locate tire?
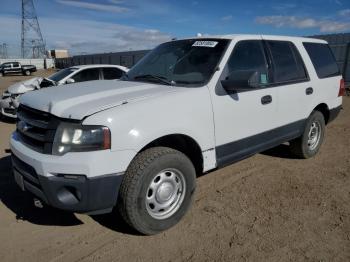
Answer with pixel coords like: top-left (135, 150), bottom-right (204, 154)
top-left (24, 70), bottom-right (31, 76)
top-left (0, 72), bottom-right (3, 77)
top-left (290, 111), bottom-right (325, 159)
top-left (118, 147), bottom-right (196, 235)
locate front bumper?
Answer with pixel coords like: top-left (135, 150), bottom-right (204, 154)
top-left (0, 97), bottom-right (17, 118)
top-left (10, 132), bottom-right (136, 214)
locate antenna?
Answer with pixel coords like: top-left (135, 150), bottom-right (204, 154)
top-left (21, 0), bottom-right (46, 58)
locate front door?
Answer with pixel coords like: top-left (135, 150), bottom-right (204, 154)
top-left (3, 63), bottom-right (12, 73)
top-left (210, 39), bottom-right (278, 167)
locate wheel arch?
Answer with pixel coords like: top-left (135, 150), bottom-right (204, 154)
top-left (312, 103), bottom-right (330, 124)
top-left (138, 134), bottom-right (204, 176)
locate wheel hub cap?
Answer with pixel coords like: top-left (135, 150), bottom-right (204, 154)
top-left (145, 169), bottom-right (186, 220)
top-left (307, 121), bottom-right (321, 150)
top-left (156, 182), bottom-right (175, 202)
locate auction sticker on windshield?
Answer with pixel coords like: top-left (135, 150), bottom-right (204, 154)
top-left (192, 41), bottom-right (218, 47)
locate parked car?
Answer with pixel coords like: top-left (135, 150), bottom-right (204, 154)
top-left (10, 35), bottom-right (344, 235)
top-left (0, 64), bottom-right (128, 118)
top-left (0, 62), bottom-right (37, 76)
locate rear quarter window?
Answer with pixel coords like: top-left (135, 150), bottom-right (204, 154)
top-left (303, 42), bottom-right (340, 79)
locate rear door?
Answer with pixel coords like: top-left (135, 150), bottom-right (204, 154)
top-left (263, 38), bottom-right (311, 129)
top-left (71, 68), bottom-right (101, 83)
top-left (102, 67), bottom-right (123, 80)
top-left (302, 42), bottom-right (342, 110)
top-left (12, 62), bottom-right (22, 73)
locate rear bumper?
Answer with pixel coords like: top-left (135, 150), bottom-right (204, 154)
top-left (328, 105), bottom-right (342, 124)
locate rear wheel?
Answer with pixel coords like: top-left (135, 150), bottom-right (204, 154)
top-left (118, 147), bottom-right (196, 235)
top-left (290, 111), bottom-right (325, 158)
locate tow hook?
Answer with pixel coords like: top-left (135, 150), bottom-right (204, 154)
top-left (33, 198), bottom-right (44, 208)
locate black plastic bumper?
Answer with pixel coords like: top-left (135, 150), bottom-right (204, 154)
top-left (11, 154), bottom-right (124, 215)
top-left (328, 105), bottom-right (342, 124)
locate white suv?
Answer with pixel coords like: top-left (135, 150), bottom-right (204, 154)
top-left (10, 35), bottom-right (344, 235)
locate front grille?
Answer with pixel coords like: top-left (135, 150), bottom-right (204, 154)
top-left (4, 108), bottom-right (16, 115)
top-left (16, 105), bottom-right (59, 154)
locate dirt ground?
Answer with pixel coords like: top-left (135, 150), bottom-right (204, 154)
top-left (0, 71), bottom-right (349, 262)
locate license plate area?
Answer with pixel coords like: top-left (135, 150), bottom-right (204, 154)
top-left (14, 170), bottom-right (25, 191)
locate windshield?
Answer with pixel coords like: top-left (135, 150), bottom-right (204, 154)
top-left (48, 68), bottom-right (78, 82)
top-left (124, 39), bottom-right (229, 86)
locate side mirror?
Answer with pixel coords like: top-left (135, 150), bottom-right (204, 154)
top-left (66, 78), bottom-right (75, 84)
top-left (221, 70), bottom-right (263, 92)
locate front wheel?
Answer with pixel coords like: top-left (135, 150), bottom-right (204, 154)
top-left (118, 147), bottom-right (196, 235)
top-left (290, 111), bottom-right (325, 158)
top-left (24, 70), bottom-right (31, 76)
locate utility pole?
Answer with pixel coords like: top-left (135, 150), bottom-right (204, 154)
top-left (21, 0), bottom-right (46, 58)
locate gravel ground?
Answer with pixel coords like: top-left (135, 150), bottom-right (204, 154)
top-left (0, 72), bottom-right (349, 262)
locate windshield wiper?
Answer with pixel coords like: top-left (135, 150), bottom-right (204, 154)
top-left (133, 74), bottom-right (174, 86)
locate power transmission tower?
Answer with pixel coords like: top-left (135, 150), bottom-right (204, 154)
top-left (3, 44), bottom-right (8, 59)
top-left (0, 43), bottom-right (8, 59)
top-left (21, 0), bottom-right (46, 58)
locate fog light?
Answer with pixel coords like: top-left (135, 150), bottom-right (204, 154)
top-left (57, 186), bottom-right (81, 205)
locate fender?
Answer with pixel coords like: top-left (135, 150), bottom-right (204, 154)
top-left (83, 85), bottom-right (217, 171)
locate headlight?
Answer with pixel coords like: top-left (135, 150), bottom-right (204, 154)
top-left (2, 91), bottom-right (10, 98)
top-left (11, 94), bottom-right (20, 99)
top-left (52, 123), bottom-right (111, 156)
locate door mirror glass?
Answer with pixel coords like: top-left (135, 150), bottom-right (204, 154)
top-left (66, 78), bottom-right (75, 84)
top-left (221, 70), bottom-right (262, 91)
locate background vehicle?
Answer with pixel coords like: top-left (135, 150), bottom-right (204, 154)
top-left (0, 62), bottom-right (37, 76)
top-left (10, 35), bottom-right (343, 235)
top-left (0, 64), bottom-right (128, 118)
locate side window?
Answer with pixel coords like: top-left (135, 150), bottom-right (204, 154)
top-left (303, 42), bottom-right (340, 79)
top-left (267, 41), bottom-right (308, 83)
top-left (3, 63), bottom-right (11, 69)
top-left (227, 40), bottom-right (269, 84)
top-left (13, 62), bottom-right (20, 67)
top-left (103, 68), bottom-right (123, 80)
top-left (72, 68), bottom-right (100, 82)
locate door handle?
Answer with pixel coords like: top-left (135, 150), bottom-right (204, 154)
top-left (261, 95), bottom-right (272, 105)
top-left (306, 87), bottom-right (313, 95)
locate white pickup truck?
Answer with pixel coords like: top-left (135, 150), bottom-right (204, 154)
top-left (10, 35), bottom-right (344, 235)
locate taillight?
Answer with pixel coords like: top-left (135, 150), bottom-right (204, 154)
top-left (338, 78), bottom-right (345, 97)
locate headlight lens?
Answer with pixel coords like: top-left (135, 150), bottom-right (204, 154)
top-left (11, 93), bottom-right (20, 99)
top-left (2, 91), bottom-right (10, 98)
top-left (52, 123), bottom-right (111, 155)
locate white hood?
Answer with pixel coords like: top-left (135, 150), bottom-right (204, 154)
top-left (19, 80), bottom-right (180, 120)
top-left (8, 77), bottom-right (43, 94)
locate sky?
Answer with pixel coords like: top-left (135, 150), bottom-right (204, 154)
top-left (0, 0), bottom-right (350, 57)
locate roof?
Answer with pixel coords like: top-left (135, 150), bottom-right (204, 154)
top-left (71, 64), bottom-right (128, 71)
top-left (182, 34), bottom-right (327, 44)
